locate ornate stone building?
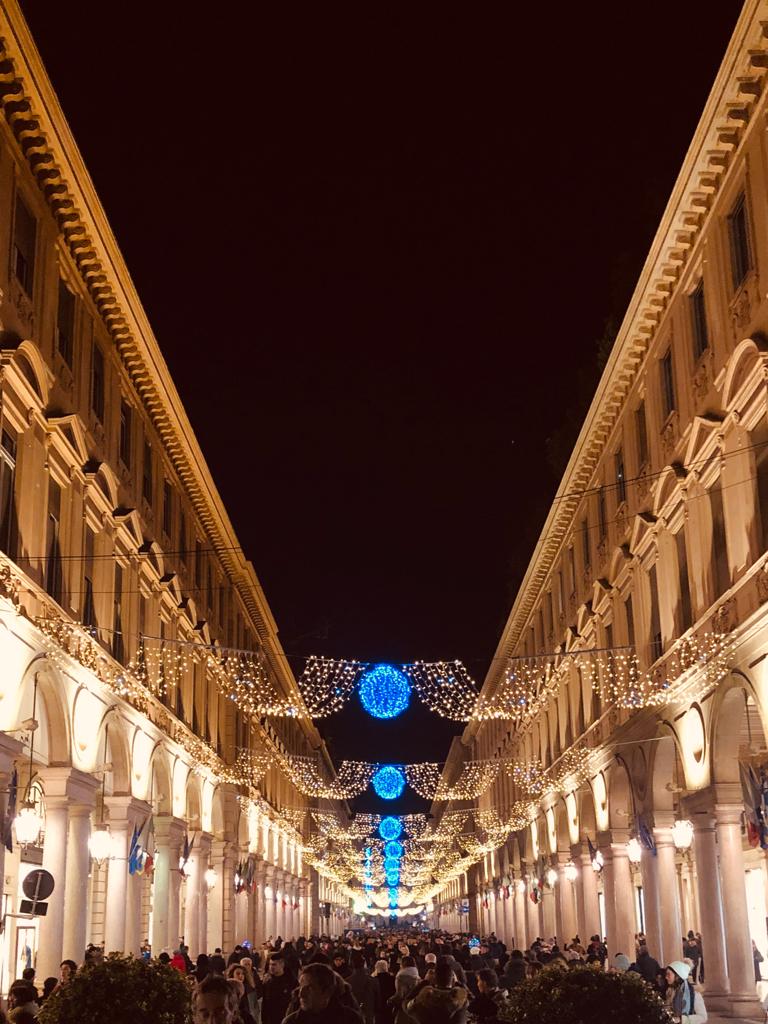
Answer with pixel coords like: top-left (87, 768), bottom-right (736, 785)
top-left (430, 0), bottom-right (768, 1016)
top-left (0, 0), bottom-right (350, 987)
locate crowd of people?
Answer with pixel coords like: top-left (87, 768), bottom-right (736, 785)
top-left (0, 927), bottom-right (717, 1022)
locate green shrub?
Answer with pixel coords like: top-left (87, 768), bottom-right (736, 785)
top-left (499, 963), bottom-right (670, 1024)
top-left (37, 954), bottom-right (192, 1024)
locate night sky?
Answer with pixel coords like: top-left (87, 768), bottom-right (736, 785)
top-left (19, 1), bottom-right (744, 812)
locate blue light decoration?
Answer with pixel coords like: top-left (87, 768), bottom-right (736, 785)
top-left (384, 840), bottom-right (404, 859)
top-left (383, 856), bottom-right (400, 872)
top-left (378, 816), bottom-right (403, 841)
top-left (372, 764), bottom-right (406, 801)
top-left (358, 664), bottom-right (411, 720)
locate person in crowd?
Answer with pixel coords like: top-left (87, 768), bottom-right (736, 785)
top-left (373, 959), bottom-right (395, 1024)
top-left (260, 951), bottom-right (294, 1024)
top-left (347, 951), bottom-right (378, 1024)
top-left (683, 931), bottom-right (701, 983)
top-left (631, 943), bottom-right (662, 987)
top-left (239, 957), bottom-right (259, 1018)
top-left (664, 960), bottom-right (707, 1024)
top-left (754, 939), bottom-right (765, 982)
top-left (38, 978), bottom-right (57, 1006)
top-left (193, 974), bottom-right (241, 1024)
top-left (7, 982), bottom-right (38, 1019)
top-left (468, 968), bottom-right (507, 1021)
top-left (171, 949), bottom-right (188, 973)
top-left (195, 954), bottom-right (211, 983)
top-left (392, 954), bottom-right (420, 1024)
top-left (226, 964), bottom-right (256, 1024)
top-left (209, 951), bottom-right (227, 975)
top-left (695, 933), bottom-right (705, 983)
top-left (498, 949), bottom-right (527, 991)
top-left (404, 960), bottom-right (468, 1024)
top-left (282, 963), bottom-right (363, 1023)
top-left (333, 950), bottom-right (352, 979)
top-left (610, 953), bottom-right (630, 974)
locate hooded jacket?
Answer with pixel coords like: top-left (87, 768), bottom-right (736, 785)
top-left (405, 984), bottom-right (469, 1024)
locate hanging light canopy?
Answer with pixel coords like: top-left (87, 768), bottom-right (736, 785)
top-left (14, 800), bottom-right (43, 849)
top-left (672, 819), bottom-right (694, 850)
top-left (89, 826), bottom-right (113, 865)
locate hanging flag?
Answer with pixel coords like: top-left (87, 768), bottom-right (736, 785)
top-left (128, 823), bottom-right (142, 875)
top-left (587, 836), bottom-right (602, 871)
top-left (637, 818), bottom-right (657, 856)
top-left (3, 767), bottom-right (17, 854)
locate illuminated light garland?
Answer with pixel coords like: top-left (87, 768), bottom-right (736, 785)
top-left (372, 765), bottom-right (406, 801)
top-left (297, 656), bottom-right (363, 717)
top-left (212, 649), bottom-right (301, 718)
top-left (405, 760), bottom-right (500, 801)
top-left (358, 664), bottom-right (411, 719)
top-left (407, 661), bottom-right (478, 720)
top-left (220, 746), bottom-right (272, 787)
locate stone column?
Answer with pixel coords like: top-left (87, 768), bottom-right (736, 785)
top-left (184, 841), bottom-right (203, 957)
top-left (263, 866), bottom-right (276, 942)
top-left (639, 844), bottom-right (663, 964)
top-left (541, 884), bottom-right (556, 940)
top-left (689, 813), bottom-right (729, 1009)
top-left (120, 799), bottom-right (152, 957)
top-left (221, 841), bottom-right (237, 953)
top-left (715, 804), bottom-right (763, 1017)
top-left (578, 849), bottom-right (601, 941)
top-left (653, 824), bottom-right (683, 967)
top-left (525, 878), bottom-right (539, 942)
top-left (208, 840), bottom-right (226, 952)
top-left (62, 804), bottom-right (95, 961)
top-left (37, 799), bottom-right (69, 979)
top-left (556, 854), bottom-right (577, 944)
top-left (610, 841), bottom-right (637, 960)
top-left (152, 816), bottom-right (185, 953)
top-left (598, 838), bottom-right (618, 953)
top-left (103, 797), bottom-right (149, 955)
top-left (503, 889), bottom-right (515, 945)
top-left (513, 882), bottom-right (527, 949)
top-left (198, 834), bottom-right (212, 955)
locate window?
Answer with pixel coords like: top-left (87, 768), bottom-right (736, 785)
top-left (557, 571), bottom-right (564, 617)
top-left (91, 344), bottom-right (105, 423)
top-left (728, 192), bottom-right (753, 290)
top-left (0, 428), bottom-right (18, 560)
top-left (649, 564), bottom-right (662, 660)
top-left (660, 350), bottom-right (675, 420)
top-left (119, 400), bottom-right (132, 468)
top-left (582, 516), bottom-right (590, 570)
top-left (13, 194), bottom-right (36, 295)
top-left (179, 513), bottom-right (187, 562)
top-left (46, 479), bottom-right (62, 605)
top-left (83, 526), bottom-right (96, 629)
top-left (710, 481), bottom-right (730, 598)
top-left (163, 480), bottom-right (173, 538)
top-left (56, 280), bottom-right (75, 367)
top-left (195, 539), bottom-right (203, 588)
top-left (676, 529), bottom-right (693, 633)
top-left (636, 401), bottom-right (649, 467)
top-left (625, 594), bottom-right (635, 648)
top-left (568, 545), bottom-right (576, 594)
top-left (142, 440), bottom-right (153, 505)
top-left (615, 448), bottom-right (626, 505)
top-left (547, 589), bottom-right (555, 635)
top-left (690, 280), bottom-right (709, 361)
top-left (113, 563), bottom-right (124, 663)
top-left (597, 486), bottom-right (607, 541)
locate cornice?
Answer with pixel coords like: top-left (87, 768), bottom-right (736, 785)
top-left (0, 2), bottom-right (323, 748)
top-left (471, 0), bottom-right (768, 726)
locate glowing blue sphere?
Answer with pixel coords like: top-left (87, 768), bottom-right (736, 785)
top-left (379, 816), bottom-right (403, 841)
top-left (384, 840), bottom-right (404, 859)
top-left (384, 856), bottom-right (400, 872)
top-left (358, 664), bottom-right (411, 719)
top-left (372, 765), bottom-right (406, 801)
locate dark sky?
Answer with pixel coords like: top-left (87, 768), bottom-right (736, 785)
top-left (20, 1), bottom-right (744, 812)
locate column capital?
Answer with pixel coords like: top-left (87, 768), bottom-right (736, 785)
top-left (38, 766), bottom-right (100, 808)
top-left (682, 782), bottom-right (741, 815)
top-left (0, 733), bottom-right (24, 772)
top-left (153, 815), bottom-right (187, 845)
top-left (105, 795), bottom-right (151, 827)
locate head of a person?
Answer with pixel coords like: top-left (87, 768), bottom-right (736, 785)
top-left (299, 964), bottom-right (337, 1013)
top-left (434, 962), bottom-right (454, 989)
top-left (425, 953), bottom-right (437, 966)
top-left (268, 953), bottom-right (285, 975)
top-left (42, 977), bottom-right (57, 998)
top-left (226, 964), bottom-right (245, 986)
top-left (477, 968), bottom-right (498, 993)
top-left (159, 952), bottom-right (171, 965)
top-left (193, 975), bottom-right (239, 1024)
top-left (9, 982), bottom-right (36, 1009)
top-left (21, 968), bottom-right (34, 983)
top-left (374, 959), bottom-right (389, 975)
top-left (612, 954), bottom-right (630, 974)
top-left (665, 961), bottom-right (691, 989)
top-left (59, 960), bottom-right (77, 984)
top-left (511, 949), bottom-right (524, 961)
top-left (687, 931), bottom-right (695, 940)
top-left (332, 953), bottom-right (346, 968)
top-left (401, 956), bottom-right (415, 969)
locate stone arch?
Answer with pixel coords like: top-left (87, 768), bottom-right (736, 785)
top-left (579, 784), bottom-right (598, 841)
top-left (15, 654), bottom-right (70, 766)
top-left (710, 672), bottom-right (767, 785)
top-left (185, 770), bottom-right (203, 829)
top-left (608, 757), bottom-right (634, 829)
top-left (149, 744), bottom-right (173, 815)
top-left (99, 707), bottom-right (132, 796)
top-left (653, 465), bottom-right (685, 518)
top-left (647, 734), bottom-right (680, 818)
top-left (211, 785), bottom-right (225, 838)
top-left (12, 340), bottom-right (51, 404)
top-left (554, 797), bottom-right (571, 851)
top-left (721, 336), bottom-right (768, 412)
top-left (94, 462), bottom-right (120, 510)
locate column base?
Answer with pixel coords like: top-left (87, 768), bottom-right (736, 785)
top-left (727, 993), bottom-right (763, 1018)
top-left (699, 988), bottom-right (730, 1013)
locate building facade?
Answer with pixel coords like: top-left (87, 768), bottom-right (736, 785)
top-left (429, 0), bottom-right (768, 1017)
top-left (0, 0), bottom-right (352, 988)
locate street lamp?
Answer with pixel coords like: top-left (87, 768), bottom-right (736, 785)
top-left (516, 879), bottom-right (526, 894)
top-left (205, 868), bottom-right (217, 890)
top-left (89, 718), bottom-right (114, 865)
top-left (627, 837), bottom-right (642, 864)
top-left (564, 861), bottom-right (578, 882)
top-left (546, 868), bottom-right (558, 887)
top-left (14, 678), bottom-right (43, 850)
top-left (672, 819), bottom-right (694, 850)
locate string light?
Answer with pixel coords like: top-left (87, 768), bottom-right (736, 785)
top-left (372, 765), bottom-right (406, 801)
top-left (407, 661), bottom-right (478, 720)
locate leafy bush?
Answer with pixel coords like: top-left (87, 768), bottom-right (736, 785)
top-left (38, 954), bottom-right (192, 1024)
top-left (499, 963), bottom-right (670, 1024)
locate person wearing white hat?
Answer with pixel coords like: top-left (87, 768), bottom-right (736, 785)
top-left (663, 960), bottom-right (708, 1023)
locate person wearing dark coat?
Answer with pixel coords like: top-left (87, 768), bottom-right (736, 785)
top-left (282, 963), bottom-right (363, 1024)
top-left (259, 954), bottom-right (295, 1024)
top-left (373, 960), bottom-right (395, 1024)
top-left (632, 945), bottom-right (662, 987)
top-left (348, 952), bottom-right (379, 1024)
top-left (498, 951), bottom-right (527, 992)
